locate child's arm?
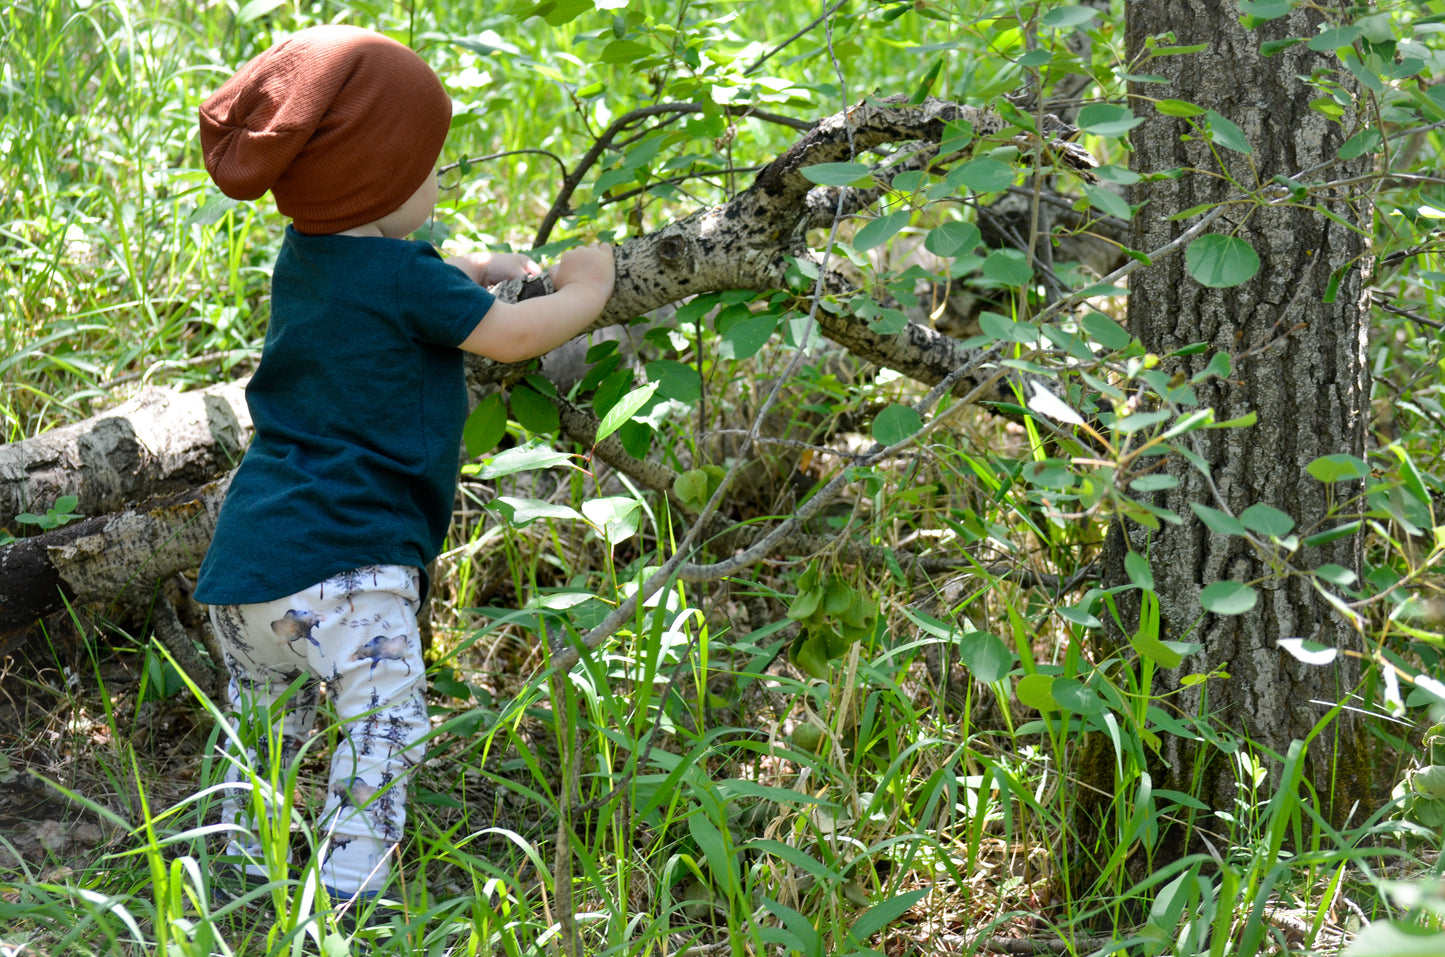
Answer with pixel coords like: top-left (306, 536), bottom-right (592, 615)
top-left (445, 251), bottom-right (542, 286)
top-left (457, 244), bottom-right (615, 363)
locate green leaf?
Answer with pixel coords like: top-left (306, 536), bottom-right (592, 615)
top-left (599, 38), bottom-right (654, 63)
top-left (1306, 454), bottom-right (1369, 483)
top-left (1125, 551), bottom-right (1155, 590)
top-left (1130, 474), bottom-right (1180, 493)
top-left (851, 888), bottom-right (930, 942)
top-left (674, 467), bottom-right (724, 512)
top-left (1083, 183), bottom-right (1132, 220)
top-left (873, 404), bottom-right (923, 445)
top-left (982, 249), bottom-right (1035, 287)
top-left (1058, 602), bottom-right (1103, 628)
top-left (596, 381), bottom-right (659, 444)
top-left (1237, 0), bottom-right (1291, 21)
top-left (1239, 503), bottom-right (1295, 537)
top-left (1191, 503), bottom-right (1248, 536)
top-left (582, 495), bottom-right (643, 545)
top-left (1313, 563), bottom-right (1357, 586)
top-left (1016, 673), bottom-right (1058, 711)
top-left (463, 393), bottom-right (508, 458)
top-left (1077, 103), bottom-right (1146, 137)
top-left (949, 157), bottom-right (1015, 193)
top-left (790, 633), bottom-right (833, 681)
top-left (1040, 5), bottom-right (1097, 28)
top-left (1081, 312), bottom-right (1133, 350)
top-left (1186, 234), bottom-right (1261, 287)
top-left (1303, 521), bottom-right (1362, 547)
top-left (852, 210), bottom-right (911, 252)
top-left (958, 631), bottom-right (1013, 683)
top-left (491, 496), bottom-right (584, 527)
top-left (1154, 98), bottom-right (1207, 117)
top-left (186, 193), bottom-right (241, 227)
top-left (1341, 921), bottom-right (1445, 957)
top-left (1307, 25), bottom-right (1363, 52)
top-left (647, 359), bottom-right (701, 403)
top-left (1191, 351), bottom-right (1233, 383)
top-left (1115, 409), bottom-right (1171, 434)
top-left (980, 311), bottom-right (1036, 343)
top-left (1204, 110), bottom-right (1253, 154)
top-left (509, 383), bottom-right (559, 434)
top-left (236, 0), bottom-right (287, 22)
top-left (1131, 630), bottom-right (1182, 669)
top-left (721, 313), bottom-right (778, 361)
top-left (1260, 37), bottom-right (1305, 56)
top-left (923, 220), bottom-right (982, 258)
top-left (1200, 581), bottom-right (1258, 615)
top-left (1051, 678), bottom-right (1106, 715)
top-left (801, 162), bottom-right (873, 187)
top-left (474, 442), bottom-right (575, 479)
top-left (1149, 43), bottom-right (1208, 56)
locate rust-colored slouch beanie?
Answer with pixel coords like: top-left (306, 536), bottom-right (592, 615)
top-left (198, 25), bottom-right (451, 235)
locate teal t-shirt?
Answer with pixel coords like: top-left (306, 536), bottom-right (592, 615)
top-left (195, 227), bottom-right (495, 605)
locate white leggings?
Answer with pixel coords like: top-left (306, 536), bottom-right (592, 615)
top-left (207, 564), bottom-right (428, 895)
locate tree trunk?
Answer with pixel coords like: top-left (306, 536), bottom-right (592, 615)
top-left (1082, 0), bottom-right (1375, 866)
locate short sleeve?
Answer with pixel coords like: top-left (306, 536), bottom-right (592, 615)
top-left (400, 242), bottom-right (496, 347)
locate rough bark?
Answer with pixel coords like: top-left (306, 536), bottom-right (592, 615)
top-left (0, 475), bottom-right (230, 636)
top-left (0, 381), bottom-right (249, 530)
top-left (1079, 0), bottom-right (1374, 874)
top-left (1, 96), bottom-right (1091, 636)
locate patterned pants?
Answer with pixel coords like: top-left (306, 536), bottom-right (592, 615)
top-left (207, 564), bottom-right (428, 895)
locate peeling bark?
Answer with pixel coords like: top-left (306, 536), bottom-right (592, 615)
top-left (0, 476), bottom-right (230, 636)
top-left (0, 381), bottom-right (249, 530)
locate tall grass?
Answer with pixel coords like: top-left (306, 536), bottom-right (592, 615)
top-left (4, 1), bottom-right (1445, 956)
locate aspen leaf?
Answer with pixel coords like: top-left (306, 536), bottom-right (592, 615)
top-left (1077, 103), bottom-right (1145, 137)
top-left (463, 393), bottom-right (507, 457)
top-left (852, 210), bottom-right (910, 252)
top-left (923, 220), bottom-right (982, 258)
top-left (958, 631), bottom-right (1013, 683)
top-left (1306, 454), bottom-right (1369, 483)
top-left (1051, 678), bottom-right (1106, 715)
top-left (1239, 503), bottom-right (1295, 537)
top-left (801, 162), bottom-right (873, 186)
top-left (1124, 551), bottom-right (1154, 590)
top-left (596, 381), bottom-right (658, 443)
top-left (1186, 234), bottom-right (1260, 287)
top-left (1016, 674), bottom-right (1058, 711)
top-left (1204, 110), bottom-right (1253, 154)
top-left (873, 404), bottom-right (923, 445)
top-left (1277, 637), bottom-right (1338, 665)
top-left (1200, 581), bottom-right (1258, 615)
top-left (1027, 382), bottom-right (1085, 425)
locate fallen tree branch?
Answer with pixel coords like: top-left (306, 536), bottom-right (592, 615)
top-left (0, 380), bottom-right (249, 531)
top-left (0, 476), bottom-right (230, 637)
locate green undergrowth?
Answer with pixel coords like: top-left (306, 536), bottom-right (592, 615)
top-left (5, 0), bottom-right (1445, 956)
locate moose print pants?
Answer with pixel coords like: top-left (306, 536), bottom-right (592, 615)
top-left (207, 564), bottom-right (428, 896)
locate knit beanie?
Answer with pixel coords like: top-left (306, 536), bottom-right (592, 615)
top-left (198, 25), bottom-right (451, 235)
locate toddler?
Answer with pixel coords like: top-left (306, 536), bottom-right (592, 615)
top-left (193, 24), bottom-right (614, 908)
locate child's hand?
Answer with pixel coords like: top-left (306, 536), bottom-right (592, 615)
top-left (446, 251), bottom-right (542, 286)
top-left (549, 244), bottom-right (615, 295)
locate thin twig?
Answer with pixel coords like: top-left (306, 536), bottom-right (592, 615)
top-left (977, 935), bottom-right (1119, 955)
top-left (742, 0), bottom-right (850, 77)
top-left (532, 103), bottom-right (809, 248)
